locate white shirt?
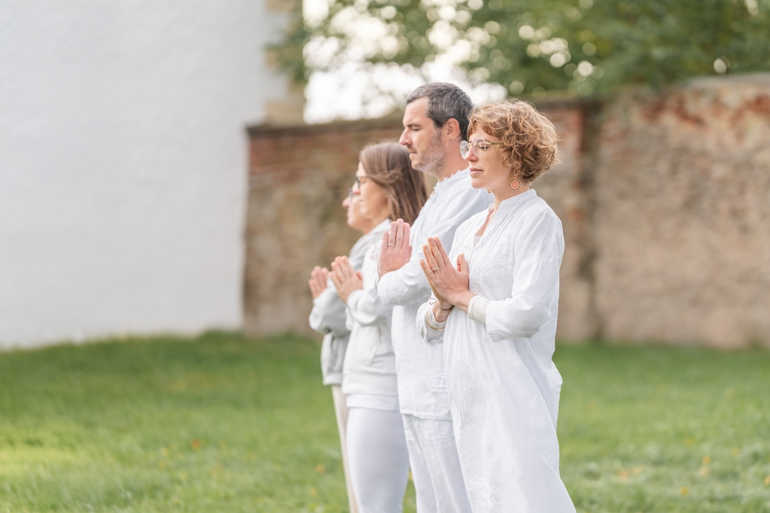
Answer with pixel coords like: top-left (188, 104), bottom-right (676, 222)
top-left (417, 190), bottom-right (575, 512)
top-left (342, 220), bottom-right (398, 396)
top-left (378, 169), bottom-right (491, 419)
top-left (309, 228), bottom-right (381, 386)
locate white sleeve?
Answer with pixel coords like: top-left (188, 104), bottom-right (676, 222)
top-left (467, 295), bottom-right (489, 324)
top-left (346, 246), bottom-right (392, 327)
top-left (308, 282), bottom-right (348, 337)
top-left (485, 211), bottom-right (564, 342)
top-left (416, 300), bottom-right (445, 345)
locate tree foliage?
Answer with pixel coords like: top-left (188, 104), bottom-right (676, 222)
top-left (278, 0), bottom-right (770, 99)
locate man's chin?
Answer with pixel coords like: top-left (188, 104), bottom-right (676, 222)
top-left (410, 159), bottom-right (425, 171)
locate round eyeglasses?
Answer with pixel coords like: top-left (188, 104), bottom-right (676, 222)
top-left (460, 139), bottom-right (503, 159)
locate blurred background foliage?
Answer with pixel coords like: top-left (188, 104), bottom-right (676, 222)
top-left (277, 0), bottom-right (770, 100)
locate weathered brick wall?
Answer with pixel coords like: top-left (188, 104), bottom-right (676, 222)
top-left (245, 74), bottom-right (770, 348)
top-left (591, 75), bottom-right (770, 347)
top-left (245, 119), bottom-right (404, 335)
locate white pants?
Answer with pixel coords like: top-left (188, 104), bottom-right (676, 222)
top-left (401, 415), bottom-right (472, 513)
top-left (347, 407), bottom-right (410, 513)
top-left (331, 385), bottom-right (359, 513)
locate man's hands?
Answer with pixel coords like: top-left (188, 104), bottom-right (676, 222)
top-left (308, 266), bottom-right (329, 299)
top-left (378, 219), bottom-right (412, 278)
top-left (330, 256), bottom-right (363, 304)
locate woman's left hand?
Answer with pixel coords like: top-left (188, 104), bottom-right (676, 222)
top-left (420, 237), bottom-right (471, 307)
top-left (330, 256), bottom-right (363, 304)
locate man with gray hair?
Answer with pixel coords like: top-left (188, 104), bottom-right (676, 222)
top-left (378, 83), bottom-right (491, 512)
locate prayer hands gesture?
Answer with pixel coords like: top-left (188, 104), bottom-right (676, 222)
top-left (308, 266), bottom-right (330, 299)
top-left (420, 237), bottom-right (470, 312)
top-left (330, 256), bottom-right (363, 304)
top-left (379, 219), bottom-right (411, 278)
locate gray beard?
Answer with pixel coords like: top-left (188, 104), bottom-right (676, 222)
top-left (415, 131), bottom-right (446, 178)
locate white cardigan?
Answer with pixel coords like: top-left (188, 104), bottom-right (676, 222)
top-left (341, 220), bottom-right (397, 397)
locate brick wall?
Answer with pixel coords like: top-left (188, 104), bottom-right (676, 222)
top-left (245, 74), bottom-right (770, 348)
top-left (245, 118), bottom-right (405, 335)
top-left (590, 75), bottom-right (770, 347)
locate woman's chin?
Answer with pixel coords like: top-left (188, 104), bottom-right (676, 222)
top-left (469, 176), bottom-right (487, 190)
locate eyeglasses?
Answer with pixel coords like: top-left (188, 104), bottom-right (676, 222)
top-left (347, 188), bottom-right (355, 199)
top-left (355, 175), bottom-right (370, 187)
top-left (460, 139), bottom-right (503, 159)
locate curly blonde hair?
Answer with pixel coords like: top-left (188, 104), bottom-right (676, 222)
top-left (467, 100), bottom-right (559, 183)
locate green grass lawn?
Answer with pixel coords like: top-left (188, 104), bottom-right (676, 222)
top-left (0, 332), bottom-right (768, 512)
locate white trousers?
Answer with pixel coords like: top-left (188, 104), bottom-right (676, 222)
top-left (331, 385), bottom-right (359, 513)
top-left (347, 407), bottom-right (410, 513)
top-left (401, 415), bottom-right (472, 513)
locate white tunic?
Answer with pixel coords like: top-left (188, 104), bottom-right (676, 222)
top-left (378, 169), bottom-right (491, 419)
top-left (417, 190), bottom-right (575, 513)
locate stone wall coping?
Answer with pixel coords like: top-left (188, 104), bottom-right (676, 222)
top-left (246, 96), bottom-right (601, 137)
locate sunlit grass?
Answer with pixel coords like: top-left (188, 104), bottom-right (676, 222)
top-left (557, 343), bottom-right (770, 513)
top-left (0, 333), bottom-right (768, 512)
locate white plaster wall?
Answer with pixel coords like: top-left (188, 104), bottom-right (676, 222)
top-left (0, 0), bottom-right (290, 348)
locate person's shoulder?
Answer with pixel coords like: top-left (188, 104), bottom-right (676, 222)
top-left (523, 194), bottom-right (563, 228)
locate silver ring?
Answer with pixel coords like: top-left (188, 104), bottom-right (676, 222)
top-left (432, 267), bottom-right (439, 272)
top-left (388, 243), bottom-right (395, 246)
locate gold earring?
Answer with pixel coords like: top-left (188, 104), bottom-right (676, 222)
top-left (509, 178), bottom-right (521, 191)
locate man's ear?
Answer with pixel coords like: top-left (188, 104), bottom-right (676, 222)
top-left (443, 117), bottom-right (462, 141)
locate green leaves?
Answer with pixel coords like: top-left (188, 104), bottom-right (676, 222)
top-left (276, 0), bottom-right (770, 100)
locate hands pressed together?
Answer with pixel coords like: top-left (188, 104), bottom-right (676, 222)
top-left (307, 257), bottom-right (363, 305)
top-left (378, 219), bottom-right (412, 278)
top-left (420, 237), bottom-right (473, 322)
top-left (308, 219), bottom-right (473, 315)
top-left (330, 256), bottom-right (363, 304)
top-left (308, 266), bottom-right (330, 300)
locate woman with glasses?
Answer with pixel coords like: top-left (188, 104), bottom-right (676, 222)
top-left (417, 100), bottom-right (576, 512)
top-left (308, 186), bottom-right (381, 513)
top-left (330, 141), bottom-right (427, 512)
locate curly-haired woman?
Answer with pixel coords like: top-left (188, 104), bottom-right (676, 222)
top-left (417, 100), bottom-right (575, 512)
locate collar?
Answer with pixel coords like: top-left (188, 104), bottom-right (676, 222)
top-left (494, 188), bottom-right (537, 213)
top-left (432, 168), bottom-right (470, 196)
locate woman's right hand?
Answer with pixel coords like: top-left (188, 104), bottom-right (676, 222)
top-left (308, 266), bottom-right (330, 299)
